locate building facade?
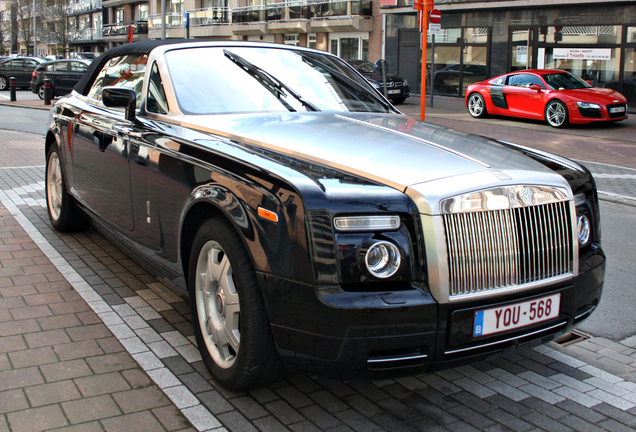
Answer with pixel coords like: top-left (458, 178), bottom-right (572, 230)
top-left (381, 0), bottom-right (636, 109)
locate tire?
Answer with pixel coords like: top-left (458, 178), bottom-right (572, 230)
top-left (188, 218), bottom-right (282, 390)
top-left (0, 75), bottom-right (7, 91)
top-left (37, 83), bottom-right (54, 100)
top-left (545, 100), bottom-right (569, 128)
top-left (467, 92), bottom-right (488, 118)
top-left (45, 144), bottom-right (91, 232)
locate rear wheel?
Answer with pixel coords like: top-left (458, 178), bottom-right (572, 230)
top-left (46, 144), bottom-right (90, 232)
top-left (188, 218), bottom-right (282, 390)
top-left (467, 93), bottom-right (488, 118)
top-left (0, 75), bottom-right (7, 91)
top-left (545, 100), bottom-right (569, 128)
top-left (37, 83), bottom-right (54, 100)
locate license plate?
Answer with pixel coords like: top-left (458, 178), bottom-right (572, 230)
top-left (473, 293), bottom-right (561, 337)
top-left (610, 106), bottom-right (625, 113)
top-left (388, 89), bottom-right (401, 94)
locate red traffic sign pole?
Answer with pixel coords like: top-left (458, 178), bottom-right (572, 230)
top-left (414, 0), bottom-right (434, 121)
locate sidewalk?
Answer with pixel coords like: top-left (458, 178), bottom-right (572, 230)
top-left (2, 99), bottom-right (636, 432)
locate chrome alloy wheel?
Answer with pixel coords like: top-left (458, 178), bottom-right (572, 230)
top-left (195, 240), bottom-right (241, 369)
top-left (468, 94), bottom-right (484, 117)
top-left (46, 151), bottom-right (64, 221)
top-left (546, 102), bottom-right (567, 127)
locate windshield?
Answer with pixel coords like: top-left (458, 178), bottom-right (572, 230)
top-left (165, 46), bottom-right (391, 115)
top-left (543, 72), bottom-right (592, 90)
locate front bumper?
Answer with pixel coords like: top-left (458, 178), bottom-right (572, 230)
top-left (258, 246), bottom-right (604, 379)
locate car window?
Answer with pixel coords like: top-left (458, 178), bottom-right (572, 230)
top-left (87, 54), bottom-right (148, 109)
top-left (507, 73), bottom-right (544, 88)
top-left (9, 60), bottom-right (24, 68)
top-left (25, 60), bottom-right (38, 68)
top-left (53, 62), bottom-right (69, 72)
top-left (543, 72), bottom-right (591, 90)
top-left (71, 62), bottom-right (88, 72)
top-left (147, 62), bottom-right (169, 115)
top-left (165, 47), bottom-right (389, 115)
top-left (355, 62), bottom-right (375, 74)
top-left (491, 77), bottom-right (505, 86)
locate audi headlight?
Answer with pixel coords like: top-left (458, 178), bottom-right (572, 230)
top-left (364, 241), bottom-right (402, 279)
top-left (576, 101), bottom-right (601, 110)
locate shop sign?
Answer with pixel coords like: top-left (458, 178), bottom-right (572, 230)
top-left (516, 46), bottom-right (528, 63)
top-left (428, 23), bottom-right (441, 35)
top-left (553, 48), bottom-right (612, 61)
top-left (381, 0), bottom-right (398, 6)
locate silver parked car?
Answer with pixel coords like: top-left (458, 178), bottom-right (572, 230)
top-left (45, 40), bottom-right (605, 390)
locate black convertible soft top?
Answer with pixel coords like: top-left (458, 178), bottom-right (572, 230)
top-left (73, 40), bottom-right (196, 95)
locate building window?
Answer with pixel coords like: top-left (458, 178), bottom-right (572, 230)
top-left (135, 4), bottom-right (148, 21)
top-left (329, 33), bottom-right (369, 61)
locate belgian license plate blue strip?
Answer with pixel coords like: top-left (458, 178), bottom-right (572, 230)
top-left (473, 293), bottom-right (561, 338)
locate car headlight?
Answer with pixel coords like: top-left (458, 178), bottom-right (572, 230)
top-left (364, 241), bottom-right (402, 278)
top-left (403, 79), bottom-right (408, 86)
top-left (576, 101), bottom-right (601, 110)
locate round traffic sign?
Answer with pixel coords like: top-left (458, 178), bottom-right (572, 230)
top-left (429, 8), bottom-right (441, 23)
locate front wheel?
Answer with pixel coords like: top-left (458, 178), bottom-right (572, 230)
top-left (46, 144), bottom-right (90, 232)
top-left (0, 75), bottom-right (7, 91)
top-left (467, 92), bottom-right (488, 118)
top-left (188, 218), bottom-right (282, 390)
top-left (545, 100), bottom-right (569, 128)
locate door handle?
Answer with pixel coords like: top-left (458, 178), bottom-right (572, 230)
top-left (113, 125), bottom-right (142, 138)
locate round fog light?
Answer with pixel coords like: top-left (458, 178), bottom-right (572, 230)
top-left (365, 241), bottom-right (401, 279)
top-left (577, 215), bottom-right (591, 246)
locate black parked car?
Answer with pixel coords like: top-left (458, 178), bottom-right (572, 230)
top-left (30, 59), bottom-right (91, 99)
top-left (348, 60), bottom-right (410, 104)
top-left (0, 57), bottom-right (46, 90)
top-left (45, 40), bottom-right (604, 390)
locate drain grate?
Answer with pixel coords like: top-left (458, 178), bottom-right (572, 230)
top-left (554, 329), bottom-right (590, 346)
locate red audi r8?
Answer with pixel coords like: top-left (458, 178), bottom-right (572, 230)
top-left (465, 69), bottom-right (628, 128)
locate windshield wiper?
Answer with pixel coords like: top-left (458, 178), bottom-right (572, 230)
top-left (223, 49), bottom-right (320, 112)
top-left (300, 55), bottom-right (394, 113)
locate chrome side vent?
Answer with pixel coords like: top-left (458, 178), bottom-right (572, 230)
top-left (443, 201), bottom-right (573, 299)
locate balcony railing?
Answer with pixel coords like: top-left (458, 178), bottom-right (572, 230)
top-left (189, 7), bottom-right (231, 26)
top-left (148, 13), bottom-right (184, 29)
top-left (311, 0), bottom-right (371, 18)
top-left (233, 0), bottom-right (370, 24)
top-left (232, 5), bottom-right (266, 24)
top-left (103, 20), bottom-right (148, 36)
top-left (267, 1), bottom-right (311, 22)
top-left (68, 26), bottom-right (103, 42)
top-left (66, 0), bottom-right (102, 15)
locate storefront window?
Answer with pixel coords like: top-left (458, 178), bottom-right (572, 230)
top-left (511, 29), bottom-right (532, 71)
top-left (620, 47), bottom-right (636, 108)
top-left (542, 25), bottom-right (621, 45)
top-left (542, 47), bottom-right (620, 88)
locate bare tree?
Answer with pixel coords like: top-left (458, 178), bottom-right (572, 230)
top-left (45, 0), bottom-right (69, 54)
top-left (11, 0), bottom-right (35, 54)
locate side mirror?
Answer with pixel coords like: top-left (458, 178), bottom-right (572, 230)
top-left (102, 86), bottom-right (136, 121)
top-left (530, 84), bottom-right (542, 92)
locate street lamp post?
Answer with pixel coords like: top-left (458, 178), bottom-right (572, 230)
top-left (33, 0), bottom-right (37, 56)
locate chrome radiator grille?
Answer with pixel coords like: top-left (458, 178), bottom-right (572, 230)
top-left (443, 201), bottom-right (573, 298)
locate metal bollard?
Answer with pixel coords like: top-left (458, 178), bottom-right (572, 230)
top-left (44, 79), bottom-right (51, 105)
top-left (9, 77), bottom-right (16, 102)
